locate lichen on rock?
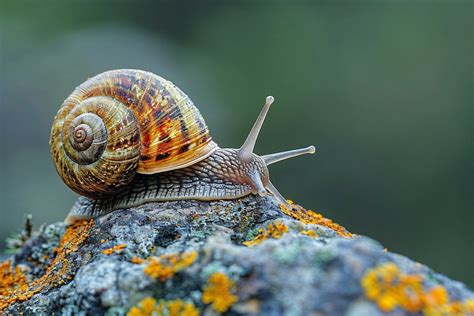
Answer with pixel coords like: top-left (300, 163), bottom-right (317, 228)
top-left (202, 272), bottom-right (238, 313)
top-left (0, 195), bottom-right (472, 315)
top-left (361, 262), bottom-right (474, 315)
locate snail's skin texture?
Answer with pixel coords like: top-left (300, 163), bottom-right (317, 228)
top-left (50, 69), bottom-right (316, 224)
top-left (66, 149), bottom-right (268, 223)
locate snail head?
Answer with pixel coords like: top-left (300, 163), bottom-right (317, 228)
top-left (238, 96), bottom-right (316, 205)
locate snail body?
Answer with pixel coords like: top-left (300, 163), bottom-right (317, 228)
top-left (50, 69), bottom-right (315, 224)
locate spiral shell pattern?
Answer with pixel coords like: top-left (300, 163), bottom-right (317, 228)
top-left (50, 69), bottom-right (217, 198)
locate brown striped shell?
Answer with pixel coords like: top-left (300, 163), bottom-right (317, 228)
top-left (50, 69), bottom-right (218, 199)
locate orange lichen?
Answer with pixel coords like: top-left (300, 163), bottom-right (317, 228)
top-left (280, 200), bottom-right (353, 238)
top-left (131, 257), bottom-right (145, 264)
top-left (243, 222), bottom-right (289, 247)
top-left (128, 297), bottom-right (157, 316)
top-left (202, 272), bottom-right (238, 313)
top-left (102, 243), bottom-right (126, 255)
top-left (300, 230), bottom-right (318, 238)
top-left (0, 219), bottom-right (93, 310)
top-left (127, 297), bottom-right (198, 316)
top-left (167, 299), bottom-right (199, 316)
top-left (361, 262), bottom-right (474, 315)
top-left (0, 261), bottom-right (27, 298)
top-left (144, 251), bottom-right (197, 281)
top-left (462, 299), bottom-right (474, 314)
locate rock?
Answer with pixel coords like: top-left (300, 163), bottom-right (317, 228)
top-left (1, 196), bottom-right (473, 315)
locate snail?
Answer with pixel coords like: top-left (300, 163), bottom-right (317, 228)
top-left (50, 69), bottom-right (315, 224)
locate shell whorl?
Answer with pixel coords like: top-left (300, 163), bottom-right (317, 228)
top-left (50, 69), bottom-right (218, 199)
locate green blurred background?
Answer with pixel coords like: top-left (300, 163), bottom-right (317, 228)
top-left (0, 1), bottom-right (472, 287)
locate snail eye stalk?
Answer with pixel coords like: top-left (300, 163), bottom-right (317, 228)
top-left (239, 96), bottom-right (316, 205)
top-left (262, 146), bottom-right (315, 166)
top-left (239, 96), bottom-right (274, 161)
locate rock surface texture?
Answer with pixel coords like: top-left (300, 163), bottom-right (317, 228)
top-left (1, 196), bottom-right (473, 315)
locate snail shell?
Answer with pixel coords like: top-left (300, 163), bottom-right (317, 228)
top-left (50, 69), bottom-right (218, 199)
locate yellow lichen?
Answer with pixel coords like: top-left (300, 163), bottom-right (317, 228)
top-left (128, 297), bottom-right (157, 316)
top-left (131, 257), bottom-right (145, 264)
top-left (202, 272), bottom-right (238, 313)
top-left (167, 299), bottom-right (199, 316)
top-left (361, 262), bottom-right (474, 315)
top-left (102, 243), bottom-right (126, 255)
top-left (127, 297), bottom-right (199, 316)
top-left (462, 299), bottom-right (474, 314)
top-left (280, 200), bottom-right (353, 238)
top-left (144, 251), bottom-right (197, 281)
top-left (243, 222), bottom-right (289, 247)
top-left (300, 230), bottom-right (318, 238)
top-left (0, 219), bottom-right (93, 310)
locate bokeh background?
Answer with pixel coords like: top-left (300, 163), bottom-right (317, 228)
top-left (0, 1), bottom-right (472, 287)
